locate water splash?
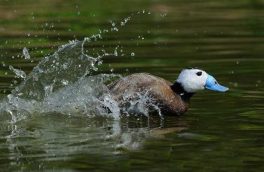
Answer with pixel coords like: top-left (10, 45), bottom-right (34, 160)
top-left (2, 10), bottom-right (155, 120)
top-left (9, 65), bottom-right (27, 80)
top-left (23, 47), bottom-right (31, 60)
top-left (0, 12), bottom-right (165, 152)
top-left (120, 17), bottom-right (131, 26)
top-left (11, 39), bottom-right (98, 101)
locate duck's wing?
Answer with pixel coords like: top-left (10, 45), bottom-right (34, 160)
top-left (108, 73), bottom-right (188, 115)
top-left (109, 73), bottom-right (160, 98)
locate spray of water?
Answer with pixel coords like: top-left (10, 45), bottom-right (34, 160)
top-left (0, 11), bottom-right (167, 151)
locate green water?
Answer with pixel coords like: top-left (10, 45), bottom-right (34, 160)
top-left (0, 0), bottom-right (264, 171)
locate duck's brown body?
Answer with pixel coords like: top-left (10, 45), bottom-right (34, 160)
top-left (109, 73), bottom-right (191, 115)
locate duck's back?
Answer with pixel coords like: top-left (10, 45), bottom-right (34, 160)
top-left (109, 73), bottom-right (188, 115)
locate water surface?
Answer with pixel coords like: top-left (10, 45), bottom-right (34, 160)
top-left (0, 0), bottom-right (264, 171)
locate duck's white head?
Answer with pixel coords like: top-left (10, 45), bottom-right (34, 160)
top-left (176, 68), bottom-right (229, 93)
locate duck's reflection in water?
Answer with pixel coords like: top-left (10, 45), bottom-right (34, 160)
top-left (1, 113), bottom-right (188, 161)
top-left (108, 114), bottom-right (187, 151)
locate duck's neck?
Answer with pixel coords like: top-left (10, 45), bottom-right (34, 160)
top-left (170, 82), bottom-right (194, 101)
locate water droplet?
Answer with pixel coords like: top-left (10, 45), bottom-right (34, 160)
top-left (1, 61), bottom-right (6, 67)
top-left (160, 13), bottom-right (167, 17)
top-left (61, 79), bottom-right (69, 86)
top-left (9, 65), bottom-right (27, 80)
top-left (111, 27), bottom-right (119, 32)
top-left (23, 47), bottom-right (31, 60)
top-left (62, 63), bottom-right (68, 70)
top-left (114, 49), bottom-right (118, 56)
top-left (131, 52), bottom-right (135, 56)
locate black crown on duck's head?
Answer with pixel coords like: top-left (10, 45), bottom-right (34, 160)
top-left (186, 67), bottom-right (200, 70)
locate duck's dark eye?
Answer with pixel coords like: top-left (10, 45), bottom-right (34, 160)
top-left (196, 71), bottom-right (202, 76)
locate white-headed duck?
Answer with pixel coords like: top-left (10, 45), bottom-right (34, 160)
top-left (109, 68), bottom-right (228, 115)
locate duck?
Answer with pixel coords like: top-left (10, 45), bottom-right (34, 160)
top-left (108, 68), bottom-right (229, 115)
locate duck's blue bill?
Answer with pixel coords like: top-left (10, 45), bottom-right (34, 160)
top-left (205, 75), bottom-right (229, 92)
